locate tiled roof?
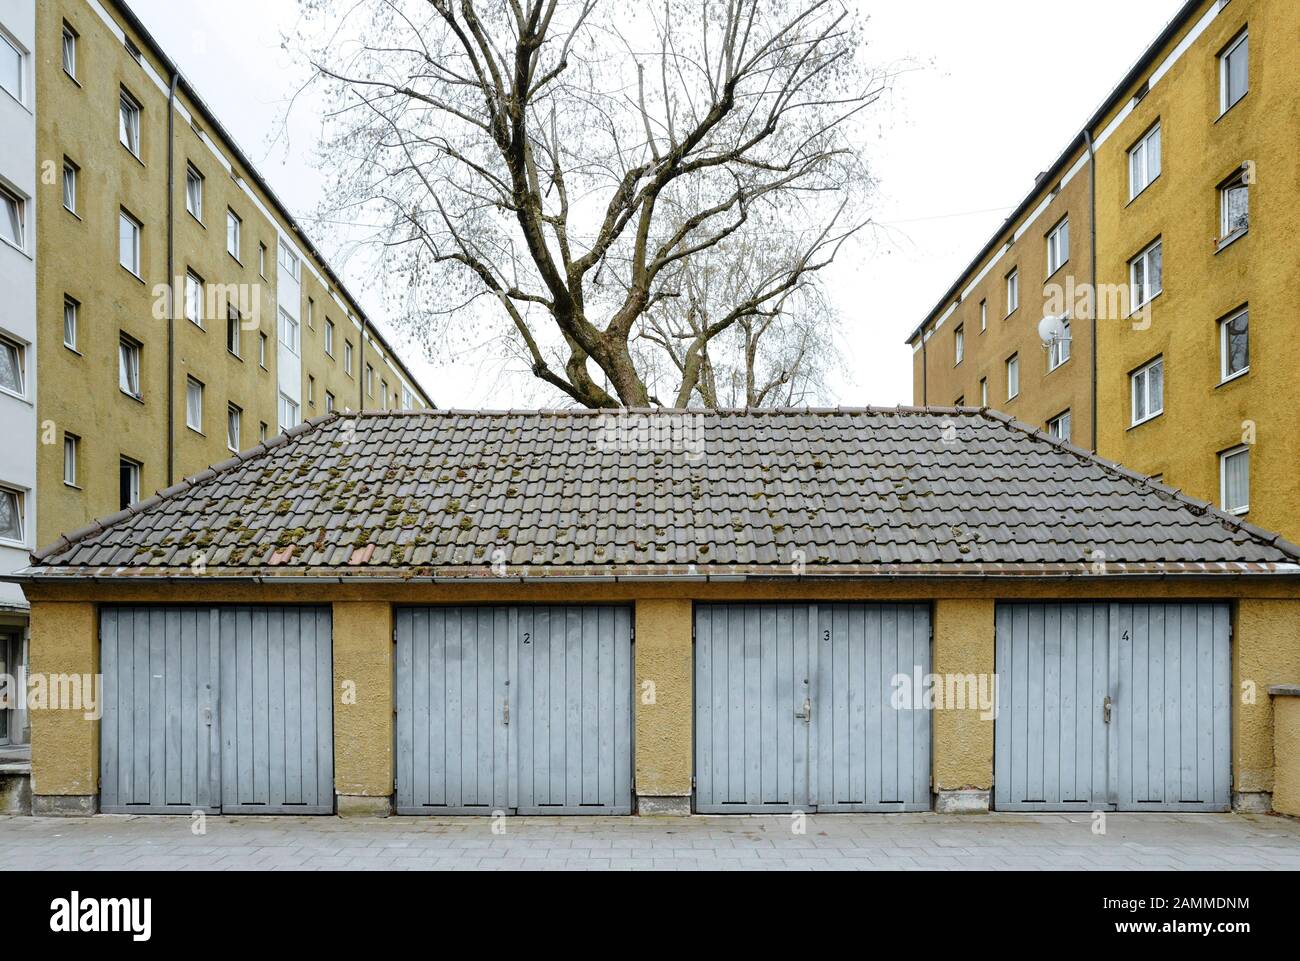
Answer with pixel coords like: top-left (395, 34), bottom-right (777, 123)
top-left (20, 408), bottom-right (1300, 580)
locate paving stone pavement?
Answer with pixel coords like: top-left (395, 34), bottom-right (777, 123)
top-left (1, 812), bottom-right (1298, 871)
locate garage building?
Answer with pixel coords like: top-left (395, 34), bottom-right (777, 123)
top-left (11, 408), bottom-right (1300, 816)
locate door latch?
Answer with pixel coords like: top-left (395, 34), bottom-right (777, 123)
top-left (1103, 695), bottom-right (1112, 725)
top-left (795, 697), bottom-right (812, 722)
top-left (202, 707), bottom-right (213, 727)
top-left (502, 698), bottom-right (510, 727)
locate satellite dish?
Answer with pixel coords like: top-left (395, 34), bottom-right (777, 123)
top-left (1038, 315), bottom-right (1068, 347)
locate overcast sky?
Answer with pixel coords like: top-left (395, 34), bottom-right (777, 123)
top-left (129, 0), bottom-right (1185, 409)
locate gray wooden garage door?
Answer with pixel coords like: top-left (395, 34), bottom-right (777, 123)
top-left (394, 606), bottom-right (632, 815)
top-left (994, 602), bottom-right (1231, 812)
top-left (695, 604), bottom-right (931, 813)
top-left (100, 606), bottom-right (333, 815)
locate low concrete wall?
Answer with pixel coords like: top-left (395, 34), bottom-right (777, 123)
top-left (1270, 686), bottom-right (1300, 818)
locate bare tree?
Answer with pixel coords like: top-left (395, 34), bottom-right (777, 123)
top-left (299, 0), bottom-right (882, 408)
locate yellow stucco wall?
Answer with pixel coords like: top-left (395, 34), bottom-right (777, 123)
top-left (634, 599), bottom-right (693, 799)
top-left (931, 599), bottom-right (995, 793)
top-left (331, 602), bottom-right (394, 798)
top-left (1271, 694), bottom-right (1300, 817)
top-left (1234, 598), bottom-right (1300, 795)
top-left (27, 602), bottom-right (98, 796)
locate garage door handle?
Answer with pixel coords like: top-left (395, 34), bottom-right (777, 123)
top-left (1103, 695), bottom-right (1112, 725)
top-left (502, 698), bottom-right (510, 727)
top-left (795, 698), bottom-right (812, 722)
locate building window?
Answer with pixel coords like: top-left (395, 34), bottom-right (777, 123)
top-left (325, 391), bottom-right (335, 413)
top-left (185, 270), bottom-right (204, 327)
top-left (325, 319), bottom-right (335, 357)
top-left (954, 325), bottom-right (964, 366)
top-left (278, 393), bottom-right (299, 431)
top-left (0, 335), bottom-right (24, 397)
top-left (1006, 354), bottom-right (1019, 400)
top-left (1220, 446), bottom-right (1249, 515)
top-left (1219, 30), bottom-right (1248, 115)
top-left (278, 242), bottom-right (300, 282)
top-left (63, 159), bottom-right (79, 214)
top-left (1219, 306), bottom-right (1248, 382)
top-left (1046, 218), bottom-right (1069, 276)
top-left (307, 375), bottom-right (315, 406)
top-left (344, 340), bottom-right (354, 375)
top-left (124, 37), bottom-right (142, 64)
top-left (381, 380), bottom-right (389, 409)
top-left (979, 299), bottom-right (987, 332)
top-left (1048, 317), bottom-right (1071, 370)
top-left (62, 23), bottom-right (77, 79)
top-left (119, 335), bottom-right (141, 398)
top-left (63, 297), bottom-right (79, 350)
top-left (258, 332), bottom-right (268, 368)
top-left (119, 209), bottom-right (142, 275)
top-left (1129, 123), bottom-right (1161, 199)
top-left (1130, 356), bottom-right (1164, 426)
top-left (1219, 169), bottom-right (1249, 244)
top-left (278, 308), bottom-right (299, 355)
top-left (0, 30), bottom-right (22, 104)
top-left (64, 434), bottom-right (80, 487)
top-left (258, 243), bottom-right (267, 278)
top-left (259, 422), bottom-right (268, 443)
top-left (0, 185), bottom-right (25, 250)
top-left (1047, 411), bottom-right (1072, 443)
top-left (119, 89), bottom-right (142, 157)
top-left (226, 209), bottom-right (241, 260)
top-left (223, 307), bottom-right (240, 358)
top-left (185, 377), bottom-right (203, 432)
top-left (119, 458), bottom-right (141, 510)
top-left (1129, 239), bottom-right (1162, 310)
top-left (0, 487), bottom-right (22, 544)
top-left (979, 378), bottom-right (988, 408)
top-left (1005, 269), bottom-right (1019, 315)
top-left (185, 164), bottom-right (204, 221)
top-left (365, 363), bottom-right (374, 397)
top-left (307, 298), bottom-right (315, 329)
top-left (227, 404), bottom-right (241, 452)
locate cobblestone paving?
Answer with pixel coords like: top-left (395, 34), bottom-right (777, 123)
top-left (1, 812), bottom-right (1298, 870)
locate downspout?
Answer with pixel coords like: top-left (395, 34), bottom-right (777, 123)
top-left (359, 315), bottom-right (367, 409)
top-left (1085, 128), bottom-right (1098, 453)
top-left (919, 329), bottom-right (928, 406)
top-left (166, 72), bottom-right (179, 484)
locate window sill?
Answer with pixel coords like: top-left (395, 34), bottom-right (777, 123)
top-left (122, 146), bottom-right (146, 169)
top-left (227, 252), bottom-right (243, 267)
top-left (1047, 356), bottom-right (1072, 375)
top-left (64, 70), bottom-right (81, 88)
top-left (1045, 261), bottom-right (1070, 283)
top-left (63, 344), bottom-right (81, 356)
top-left (1217, 368), bottom-right (1249, 387)
top-left (1128, 411), bottom-right (1164, 431)
top-left (0, 236), bottom-right (31, 259)
top-left (1216, 91), bottom-right (1248, 123)
top-left (1128, 290), bottom-right (1162, 317)
top-left (1216, 229), bottom-right (1247, 253)
top-left (119, 389), bottom-right (145, 405)
top-left (63, 482), bottom-right (82, 491)
top-left (120, 265), bottom-right (146, 284)
top-left (188, 212), bottom-right (205, 229)
top-left (64, 207), bottom-right (82, 221)
top-left (187, 427), bottom-right (204, 437)
top-left (1125, 176), bottom-right (1160, 207)
top-left (0, 386), bottom-right (29, 405)
top-left (227, 350), bottom-right (242, 362)
top-left (0, 537), bottom-right (27, 550)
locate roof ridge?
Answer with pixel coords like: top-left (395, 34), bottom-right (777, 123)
top-left (981, 409), bottom-right (1300, 562)
top-left (30, 412), bottom-right (343, 564)
top-left (344, 405), bottom-right (988, 418)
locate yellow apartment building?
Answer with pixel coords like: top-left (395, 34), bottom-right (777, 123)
top-left (0, 0), bottom-right (434, 746)
top-left (908, 0), bottom-right (1298, 545)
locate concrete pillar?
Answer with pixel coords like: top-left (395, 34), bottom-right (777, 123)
top-left (332, 601), bottom-right (394, 816)
top-left (1269, 687), bottom-right (1300, 818)
top-left (1234, 599), bottom-right (1300, 811)
top-left (634, 599), bottom-right (693, 814)
top-left (931, 598), bottom-right (995, 813)
top-left (28, 602), bottom-right (99, 815)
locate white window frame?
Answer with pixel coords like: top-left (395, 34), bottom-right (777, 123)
top-left (0, 486), bottom-right (24, 546)
top-left (0, 29), bottom-right (24, 105)
top-left (258, 243), bottom-right (267, 278)
top-left (1048, 316), bottom-right (1071, 371)
top-left (307, 298), bottom-right (315, 330)
top-left (63, 159), bottom-right (78, 214)
top-left (63, 297), bottom-right (79, 351)
top-left (1219, 306), bottom-right (1249, 383)
top-left (185, 377), bottom-right (203, 433)
top-left (119, 89), bottom-right (141, 157)
top-left (226, 209), bottom-right (241, 260)
top-left (1129, 239), bottom-right (1162, 311)
top-left (0, 334), bottom-right (25, 399)
top-left (185, 270), bottom-right (204, 327)
top-left (185, 164), bottom-right (204, 222)
top-left (278, 392), bottom-right (299, 432)
top-left (1005, 269), bottom-right (1019, 315)
top-left (325, 391), bottom-right (335, 414)
top-left (226, 306), bottom-right (241, 357)
top-left (325, 319), bottom-right (335, 357)
top-left (1219, 30), bottom-right (1248, 115)
top-left (1219, 170), bottom-right (1248, 244)
top-left (258, 332), bottom-right (267, 368)
top-left (1128, 123), bottom-right (1161, 200)
top-left (954, 325), bottom-right (964, 366)
top-left (62, 23), bottom-right (77, 80)
top-left (1130, 356), bottom-right (1164, 427)
top-left (1047, 410), bottom-right (1072, 443)
top-left (344, 340), bottom-right (354, 375)
top-left (63, 434), bottom-right (79, 487)
top-left (1006, 354), bottom-right (1019, 401)
top-left (979, 299), bottom-right (987, 333)
top-left (307, 375), bottom-right (315, 407)
top-left (0, 185), bottom-right (26, 252)
top-left (120, 458), bottom-right (141, 510)
top-left (278, 308), bottom-right (299, 355)
top-left (365, 363), bottom-right (374, 396)
top-left (1046, 218), bottom-right (1069, 276)
top-left (278, 241), bottom-right (300, 281)
top-left (1219, 445), bottom-right (1249, 516)
top-left (119, 335), bottom-right (141, 399)
top-left (119, 209), bottom-right (142, 276)
top-left (227, 404), bottom-right (241, 453)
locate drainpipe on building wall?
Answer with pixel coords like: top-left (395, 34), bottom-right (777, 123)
top-left (920, 330), bottom-right (928, 406)
top-left (166, 72), bottom-right (180, 484)
top-left (1085, 127), bottom-right (1098, 454)
top-left (359, 317), bottom-right (368, 410)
